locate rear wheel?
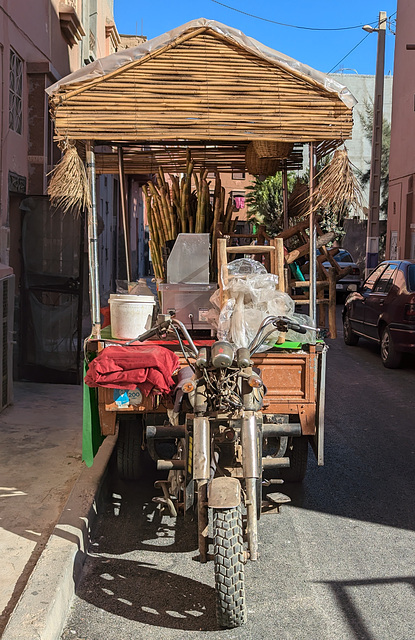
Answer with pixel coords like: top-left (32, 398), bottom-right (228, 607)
top-left (213, 506), bottom-right (246, 628)
top-left (380, 326), bottom-right (402, 369)
top-left (279, 436), bottom-right (309, 483)
top-left (116, 417), bottom-right (145, 480)
top-left (343, 311), bottom-right (359, 346)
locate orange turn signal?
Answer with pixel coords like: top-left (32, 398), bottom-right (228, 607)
top-left (182, 381), bottom-right (196, 393)
top-left (247, 374), bottom-right (263, 388)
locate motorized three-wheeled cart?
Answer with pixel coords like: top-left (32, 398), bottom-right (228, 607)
top-left (47, 17), bottom-right (357, 628)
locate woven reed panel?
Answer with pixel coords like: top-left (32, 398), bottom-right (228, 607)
top-left (52, 30), bottom-right (353, 143)
top-left (93, 144), bottom-right (305, 174)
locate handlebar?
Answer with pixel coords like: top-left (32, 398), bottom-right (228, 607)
top-left (125, 315), bottom-right (199, 357)
top-left (127, 319), bottom-right (171, 344)
top-left (248, 315), bottom-right (317, 354)
top-left (126, 313), bottom-right (318, 363)
top-left (286, 321), bottom-right (307, 335)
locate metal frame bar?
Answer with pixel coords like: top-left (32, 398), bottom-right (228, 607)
top-left (309, 142), bottom-right (317, 324)
top-left (316, 345), bottom-right (327, 465)
top-left (117, 146), bottom-right (132, 282)
top-left (86, 142), bottom-right (101, 338)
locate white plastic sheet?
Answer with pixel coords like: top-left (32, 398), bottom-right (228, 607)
top-left (46, 18), bottom-right (356, 108)
top-left (211, 260), bottom-right (315, 350)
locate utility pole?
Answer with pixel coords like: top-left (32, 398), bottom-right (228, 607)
top-left (364, 11), bottom-right (387, 278)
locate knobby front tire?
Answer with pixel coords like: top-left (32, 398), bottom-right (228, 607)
top-left (213, 505), bottom-right (247, 628)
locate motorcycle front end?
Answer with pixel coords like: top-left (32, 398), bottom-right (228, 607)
top-left (142, 314), bottom-right (314, 629)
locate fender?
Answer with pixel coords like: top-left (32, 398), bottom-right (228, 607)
top-left (208, 476), bottom-right (241, 509)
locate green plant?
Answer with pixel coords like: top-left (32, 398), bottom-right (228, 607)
top-left (245, 172), bottom-right (297, 236)
top-left (358, 100), bottom-right (391, 219)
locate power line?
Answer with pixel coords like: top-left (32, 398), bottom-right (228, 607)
top-left (210, 0), bottom-right (378, 31)
top-left (327, 32), bottom-right (371, 73)
top-left (327, 11), bottom-right (397, 74)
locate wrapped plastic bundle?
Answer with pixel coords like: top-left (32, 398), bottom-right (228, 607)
top-left (213, 258), bottom-right (314, 350)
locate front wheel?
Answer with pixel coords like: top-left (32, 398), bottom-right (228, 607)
top-left (380, 326), bottom-right (402, 369)
top-left (343, 311), bottom-right (359, 346)
top-left (213, 506), bottom-right (246, 628)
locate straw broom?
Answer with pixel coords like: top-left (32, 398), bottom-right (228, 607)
top-left (47, 142), bottom-right (91, 217)
top-left (313, 148), bottom-right (363, 217)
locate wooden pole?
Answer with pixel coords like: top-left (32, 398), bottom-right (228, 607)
top-left (274, 237), bottom-right (285, 292)
top-left (118, 146), bottom-right (132, 282)
top-left (217, 238), bottom-right (229, 306)
top-left (317, 287), bottom-right (325, 328)
top-left (328, 267), bottom-right (337, 338)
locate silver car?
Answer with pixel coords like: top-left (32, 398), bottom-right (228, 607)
top-left (323, 249), bottom-right (361, 296)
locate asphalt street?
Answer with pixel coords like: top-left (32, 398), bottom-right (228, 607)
top-left (61, 316), bottom-right (415, 640)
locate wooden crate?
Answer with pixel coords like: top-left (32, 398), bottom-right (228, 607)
top-left (253, 345), bottom-right (318, 435)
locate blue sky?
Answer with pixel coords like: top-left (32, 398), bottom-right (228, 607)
top-left (114, 1), bottom-right (397, 77)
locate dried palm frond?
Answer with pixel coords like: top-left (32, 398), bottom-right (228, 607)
top-left (47, 142), bottom-right (91, 216)
top-left (313, 148), bottom-right (363, 217)
top-left (288, 178), bottom-right (309, 218)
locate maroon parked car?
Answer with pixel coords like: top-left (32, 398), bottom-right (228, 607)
top-left (342, 260), bottom-right (415, 368)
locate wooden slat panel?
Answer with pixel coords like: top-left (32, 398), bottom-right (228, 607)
top-left (52, 31), bottom-right (353, 143)
top-left (93, 142), bottom-right (305, 174)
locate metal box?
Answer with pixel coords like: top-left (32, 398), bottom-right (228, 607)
top-left (159, 283), bottom-right (217, 330)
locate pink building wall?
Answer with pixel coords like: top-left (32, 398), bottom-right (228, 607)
top-left (0, 0), bottom-right (120, 267)
top-left (386, 0), bottom-right (415, 260)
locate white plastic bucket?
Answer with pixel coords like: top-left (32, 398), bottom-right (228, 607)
top-left (109, 294), bottom-right (156, 340)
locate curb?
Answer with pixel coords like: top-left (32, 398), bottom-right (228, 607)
top-left (2, 434), bottom-right (117, 640)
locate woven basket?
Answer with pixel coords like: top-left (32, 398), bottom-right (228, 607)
top-left (245, 142), bottom-right (279, 175)
top-left (252, 140), bottom-right (294, 159)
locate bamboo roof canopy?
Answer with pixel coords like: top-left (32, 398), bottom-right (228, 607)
top-left (48, 18), bottom-right (356, 153)
top-left (93, 143), bottom-right (306, 174)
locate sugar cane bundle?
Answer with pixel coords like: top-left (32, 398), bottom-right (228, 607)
top-left (47, 141), bottom-right (91, 217)
top-left (145, 149), bottom-right (238, 280)
top-left (313, 148), bottom-right (363, 217)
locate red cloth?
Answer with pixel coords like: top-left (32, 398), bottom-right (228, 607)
top-left (84, 345), bottom-right (180, 396)
top-left (100, 306), bottom-right (111, 328)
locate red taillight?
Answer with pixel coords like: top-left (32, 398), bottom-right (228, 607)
top-left (404, 303), bottom-right (415, 321)
top-left (351, 267), bottom-right (360, 276)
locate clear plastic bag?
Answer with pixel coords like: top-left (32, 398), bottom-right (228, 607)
top-left (217, 298), bottom-right (235, 341)
top-left (227, 258), bottom-right (267, 277)
top-left (285, 313), bottom-right (316, 344)
top-left (221, 258), bottom-right (268, 291)
top-left (214, 267), bottom-right (314, 350)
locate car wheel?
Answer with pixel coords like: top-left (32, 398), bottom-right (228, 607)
top-left (380, 326), bottom-right (402, 369)
top-left (279, 436), bottom-right (309, 483)
top-left (343, 311), bottom-right (359, 346)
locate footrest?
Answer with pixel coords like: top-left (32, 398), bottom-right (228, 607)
top-left (152, 495), bottom-right (177, 517)
top-left (153, 480), bottom-right (178, 517)
top-left (266, 492), bottom-right (291, 504)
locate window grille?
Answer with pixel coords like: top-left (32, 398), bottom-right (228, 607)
top-left (9, 48), bottom-right (23, 134)
top-left (89, 29), bottom-right (96, 55)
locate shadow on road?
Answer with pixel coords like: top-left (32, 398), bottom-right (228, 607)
top-left (76, 554), bottom-right (217, 631)
top-left (93, 472), bottom-right (199, 556)
top-left (318, 575), bottom-right (415, 640)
